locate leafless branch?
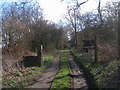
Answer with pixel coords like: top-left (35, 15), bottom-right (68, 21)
top-left (76, 0), bottom-right (89, 8)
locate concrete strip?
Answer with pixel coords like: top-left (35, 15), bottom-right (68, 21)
top-left (28, 53), bottom-right (61, 89)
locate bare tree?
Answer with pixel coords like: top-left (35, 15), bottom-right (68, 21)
top-left (94, 0), bottom-right (103, 63)
top-left (65, 0), bottom-right (89, 49)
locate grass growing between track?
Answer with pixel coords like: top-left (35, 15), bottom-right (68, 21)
top-left (72, 50), bottom-right (120, 88)
top-left (2, 52), bottom-right (56, 88)
top-left (50, 50), bottom-right (70, 89)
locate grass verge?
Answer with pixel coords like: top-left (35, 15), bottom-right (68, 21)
top-left (2, 52), bottom-right (56, 88)
top-left (72, 50), bottom-right (120, 88)
top-left (50, 50), bottom-right (70, 89)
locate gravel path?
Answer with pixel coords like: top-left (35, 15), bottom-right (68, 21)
top-left (68, 52), bottom-right (89, 89)
top-left (28, 53), bottom-right (61, 89)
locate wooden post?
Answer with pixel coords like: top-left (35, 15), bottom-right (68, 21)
top-left (37, 45), bottom-right (43, 66)
top-left (94, 35), bottom-right (98, 63)
top-left (40, 45), bottom-right (43, 66)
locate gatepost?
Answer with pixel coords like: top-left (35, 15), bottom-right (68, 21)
top-left (94, 35), bottom-right (98, 63)
top-left (37, 45), bottom-right (43, 67)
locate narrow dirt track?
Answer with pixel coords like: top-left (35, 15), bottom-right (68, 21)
top-left (68, 52), bottom-right (89, 89)
top-left (28, 53), bottom-right (61, 89)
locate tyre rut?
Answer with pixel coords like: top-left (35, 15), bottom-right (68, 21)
top-left (68, 52), bottom-right (89, 89)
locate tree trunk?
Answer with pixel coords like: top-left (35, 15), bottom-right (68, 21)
top-left (8, 31), bottom-right (13, 48)
top-left (74, 8), bottom-right (77, 49)
top-left (118, 2), bottom-right (120, 60)
top-left (98, 0), bottom-right (103, 24)
top-left (75, 28), bottom-right (77, 49)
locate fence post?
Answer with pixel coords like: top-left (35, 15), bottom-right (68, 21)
top-left (37, 45), bottom-right (43, 67)
top-left (41, 45), bottom-right (43, 66)
top-left (94, 35), bottom-right (98, 63)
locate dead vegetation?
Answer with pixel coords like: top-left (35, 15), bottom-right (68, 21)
top-left (2, 45), bottom-right (36, 75)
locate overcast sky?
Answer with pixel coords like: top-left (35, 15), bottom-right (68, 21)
top-left (1, 0), bottom-right (119, 23)
top-left (38, 0), bottom-right (119, 23)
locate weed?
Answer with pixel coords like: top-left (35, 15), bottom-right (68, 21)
top-left (16, 71), bottom-right (22, 76)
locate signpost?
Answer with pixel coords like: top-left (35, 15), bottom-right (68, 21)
top-left (82, 35), bottom-right (98, 63)
top-left (82, 40), bottom-right (95, 53)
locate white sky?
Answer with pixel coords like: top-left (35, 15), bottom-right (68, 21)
top-left (1, 0), bottom-right (119, 23)
top-left (38, 0), bottom-right (67, 23)
top-left (37, 0), bottom-right (118, 23)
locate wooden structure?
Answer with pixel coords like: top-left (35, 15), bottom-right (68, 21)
top-left (82, 40), bottom-right (95, 53)
top-left (37, 45), bottom-right (43, 66)
top-left (82, 35), bottom-right (98, 62)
